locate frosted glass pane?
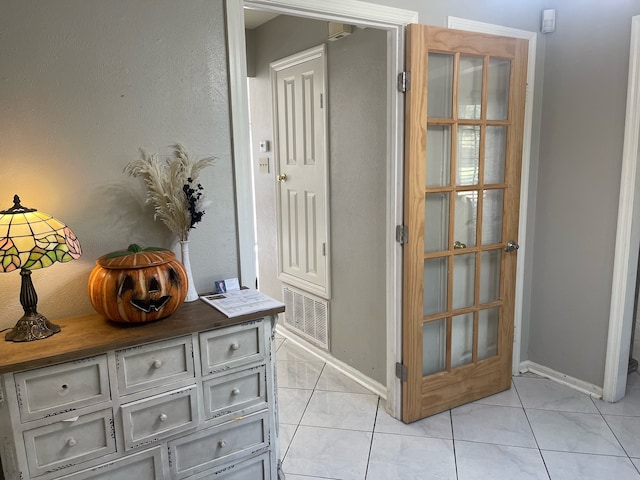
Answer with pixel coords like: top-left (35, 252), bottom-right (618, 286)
top-left (453, 253), bottom-right (475, 310)
top-left (487, 58), bottom-right (511, 120)
top-left (458, 56), bottom-right (483, 119)
top-left (482, 190), bottom-right (503, 245)
top-left (428, 53), bottom-right (454, 118)
top-left (424, 258), bottom-right (448, 316)
top-left (454, 191), bottom-right (477, 248)
top-left (452, 313), bottom-right (474, 368)
top-left (485, 126), bottom-right (506, 184)
top-left (457, 126), bottom-right (480, 186)
top-left (423, 319), bottom-right (446, 376)
top-left (478, 308), bottom-right (499, 360)
top-left (480, 250), bottom-right (501, 304)
top-left (425, 193), bottom-right (449, 253)
top-left (426, 125), bottom-right (451, 187)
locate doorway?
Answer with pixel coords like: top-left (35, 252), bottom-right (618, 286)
top-left (246, 10), bottom-right (390, 392)
top-left (227, 0), bottom-right (416, 417)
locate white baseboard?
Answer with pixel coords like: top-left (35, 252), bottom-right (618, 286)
top-left (519, 360), bottom-right (603, 399)
top-left (276, 324), bottom-right (387, 399)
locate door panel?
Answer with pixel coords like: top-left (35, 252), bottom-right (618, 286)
top-left (272, 45), bottom-right (329, 299)
top-left (402, 24), bottom-right (527, 422)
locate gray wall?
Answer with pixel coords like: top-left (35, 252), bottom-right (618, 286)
top-left (0, 0), bottom-right (237, 329)
top-left (528, 0), bottom-right (640, 386)
top-left (249, 16), bottom-right (388, 383)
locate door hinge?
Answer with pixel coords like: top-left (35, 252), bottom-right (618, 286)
top-left (322, 242), bottom-right (326, 256)
top-left (396, 225), bottom-right (408, 245)
top-left (398, 71), bottom-right (411, 93)
top-left (395, 362), bottom-right (408, 382)
top-left (320, 92), bottom-right (324, 108)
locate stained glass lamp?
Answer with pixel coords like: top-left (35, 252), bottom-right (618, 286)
top-left (0, 195), bottom-right (82, 342)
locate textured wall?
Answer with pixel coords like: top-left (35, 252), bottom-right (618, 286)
top-left (528, 0), bottom-right (640, 386)
top-left (0, 0), bottom-right (237, 330)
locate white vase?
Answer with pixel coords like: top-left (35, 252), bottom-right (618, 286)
top-left (180, 240), bottom-right (199, 302)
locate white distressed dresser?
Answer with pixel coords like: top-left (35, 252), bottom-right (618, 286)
top-left (0, 300), bottom-right (285, 479)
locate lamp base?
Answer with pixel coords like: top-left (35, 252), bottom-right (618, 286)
top-left (5, 312), bottom-right (61, 342)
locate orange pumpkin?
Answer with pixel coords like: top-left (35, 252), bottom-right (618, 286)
top-left (88, 244), bottom-right (188, 323)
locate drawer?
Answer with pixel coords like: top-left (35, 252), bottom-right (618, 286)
top-left (200, 320), bottom-right (265, 375)
top-left (202, 365), bottom-right (267, 422)
top-left (15, 356), bottom-right (110, 422)
top-left (116, 336), bottom-right (194, 395)
top-left (56, 446), bottom-right (165, 480)
top-left (189, 452), bottom-right (270, 479)
top-left (23, 409), bottom-right (116, 478)
top-left (121, 385), bottom-right (198, 451)
top-left (168, 411), bottom-right (269, 479)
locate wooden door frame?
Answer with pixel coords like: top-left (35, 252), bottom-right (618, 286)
top-left (225, 0), bottom-right (417, 418)
top-left (604, 15), bottom-right (640, 403)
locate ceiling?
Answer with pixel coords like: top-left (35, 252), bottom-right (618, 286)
top-left (244, 9), bottom-right (280, 29)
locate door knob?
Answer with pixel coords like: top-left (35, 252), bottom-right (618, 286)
top-left (505, 240), bottom-right (520, 252)
top-left (277, 173), bottom-right (287, 182)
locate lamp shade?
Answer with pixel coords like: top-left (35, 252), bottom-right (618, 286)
top-left (0, 195), bottom-right (82, 272)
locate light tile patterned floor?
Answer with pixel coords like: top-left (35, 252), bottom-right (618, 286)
top-left (275, 334), bottom-right (640, 480)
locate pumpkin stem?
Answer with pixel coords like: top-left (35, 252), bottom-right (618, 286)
top-left (128, 244), bottom-right (143, 253)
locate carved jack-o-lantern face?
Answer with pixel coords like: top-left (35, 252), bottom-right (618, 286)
top-left (88, 245), bottom-right (188, 323)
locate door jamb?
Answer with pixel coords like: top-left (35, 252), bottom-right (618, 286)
top-left (225, 0), bottom-right (418, 419)
top-left (604, 15), bottom-right (640, 402)
top-left (447, 17), bottom-right (537, 376)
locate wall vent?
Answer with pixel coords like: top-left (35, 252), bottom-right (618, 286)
top-left (282, 284), bottom-right (330, 350)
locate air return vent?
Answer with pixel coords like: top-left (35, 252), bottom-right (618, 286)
top-left (282, 285), bottom-right (329, 350)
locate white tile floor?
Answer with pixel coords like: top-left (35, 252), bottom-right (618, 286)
top-left (275, 334), bottom-right (640, 480)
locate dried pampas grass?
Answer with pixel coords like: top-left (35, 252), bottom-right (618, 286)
top-left (126, 144), bottom-right (215, 241)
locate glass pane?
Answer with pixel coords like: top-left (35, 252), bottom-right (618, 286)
top-left (426, 125), bottom-right (451, 187)
top-left (428, 53), bottom-right (454, 118)
top-left (480, 250), bottom-right (501, 304)
top-left (458, 56), bottom-right (483, 119)
top-left (457, 126), bottom-right (480, 186)
top-left (425, 193), bottom-right (449, 253)
top-left (485, 126), bottom-right (506, 184)
top-left (423, 319), bottom-right (446, 376)
top-left (424, 257), bottom-right (448, 316)
top-left (478, 308), bottom-right (499, 360)
top-left (482, 189), bottom-right (503, 245)
top-left (487, 58), bottom-right (511, 120)
top-left (454, 191), bottom-right (477, 248)
top-left (453, 253), bottom-right (475, 310)
top-left (452, 313), bottom-right (474, 368)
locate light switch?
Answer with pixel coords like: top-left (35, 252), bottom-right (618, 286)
top-left (259, 140), bottom-right (270, 153)
top-left (258, 157), bottom-right (270, 173)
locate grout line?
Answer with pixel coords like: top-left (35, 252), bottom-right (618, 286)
top-left (450, 409), bottom-right (459, 480)
top-left (363, 396), bottom-right (381, 480)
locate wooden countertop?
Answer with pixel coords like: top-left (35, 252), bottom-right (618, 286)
top-left (0, 300), bottom-right (284, 375)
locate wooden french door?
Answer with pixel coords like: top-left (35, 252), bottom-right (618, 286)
top-left (402, 24), bottom-right (528, 423)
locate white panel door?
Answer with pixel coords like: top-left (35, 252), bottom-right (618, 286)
top-left (271, 45), bottom-right (330, 299)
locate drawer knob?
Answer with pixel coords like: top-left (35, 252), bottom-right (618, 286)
top-left (66, 437), bottom-right (77, 448)
top-left (152, 359), bottom-right (163, 369)
top-left (218, 440), bottom-right (227, 449)
top-left (230, 342), bottom-right (240, 351)
top-left (159, 413), bottom-right (168, 422)
top-left (231, 388), bottom-right (240, 396)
